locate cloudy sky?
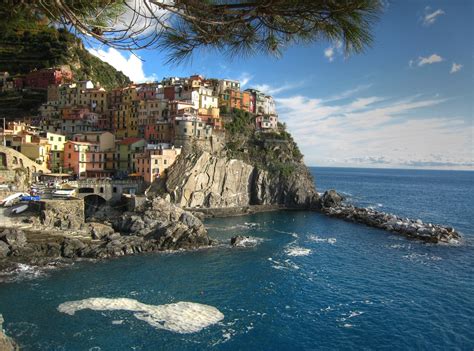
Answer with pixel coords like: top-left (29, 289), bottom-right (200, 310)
top-left (88, 0), bottom-right (473, 170)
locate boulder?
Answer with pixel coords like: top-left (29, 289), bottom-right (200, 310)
top-left (320, 190), bottom-right (343, 208)
top-left (0, 229), bottom-right (27, 247)
top-left (89, 223), bottom-right (115, 240)
top-left (0, 241), bottom-right (10, 257)
top-left (62, 238), bottom-right (86, 258)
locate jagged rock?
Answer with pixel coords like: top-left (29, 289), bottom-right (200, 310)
top-left (0, 241), bottom-right (10, 257)
top-left (0, 229), bottom-right (27, 247)
top-left (0, 314), bottom-right (19, 351)
top-left (62, 238), bottom-right (86, 258)
top-left (321, 203), bottom-right (461, 243)
top-left (320, 190), bottom-right (343, 208)
top-left (230, 235), bottom-right (247, 246)
top-left (162, 151), bottom-right (319, 209)
top-left (88, 223), bottom-right (115, 240)
top-left (114, 197), bottom-right (211, 250)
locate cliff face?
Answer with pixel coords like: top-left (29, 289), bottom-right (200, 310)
top-left (162, 110), bottom-right (319, 210)
top-left (165, 150), bottom-right (318, 209)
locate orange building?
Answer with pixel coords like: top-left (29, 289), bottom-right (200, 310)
top-left (135, 146), bottom-right (182, 183)
top-left (63, 141), bottom-right (106, 178)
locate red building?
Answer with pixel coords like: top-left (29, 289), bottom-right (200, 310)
top-left (25, 67), bottom-right (73, 90)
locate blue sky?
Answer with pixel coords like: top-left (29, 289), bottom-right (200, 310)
top-left (88, 0), bottom-right (473, 170)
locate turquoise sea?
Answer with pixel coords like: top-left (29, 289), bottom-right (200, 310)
top-left (0, 167), bottom-right (473, 350)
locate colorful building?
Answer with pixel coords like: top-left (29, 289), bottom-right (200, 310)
top-left (63, 141), bottom-right (106, 178)
top-left (116, 137), bottom-right (146, 173)
top-left (135, 145), bottom-right (182, 183)
top-left (47, 132), bottom-right (67, 172)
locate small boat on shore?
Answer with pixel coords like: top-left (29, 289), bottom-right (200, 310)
top-left (52, 189), bottom-right (76, 198)
top-left (1, 193), bottom-right (30, 207)
top-left (10, 203), bottom-right (29, 214)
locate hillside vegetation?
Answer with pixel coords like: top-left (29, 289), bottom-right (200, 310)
top-left (0, 27), bottom-right (130, 89)
top-left (224, 109), bottom-right (304, 178)
top-left (0, 26), bottom-right (130, 118)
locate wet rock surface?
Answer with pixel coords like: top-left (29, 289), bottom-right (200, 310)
top-left (0, 197), bottom-right (213, 266)
top-left (319, 190), bottom-right (461, 244)
top-left (0, 314), bottom-right (19, 351)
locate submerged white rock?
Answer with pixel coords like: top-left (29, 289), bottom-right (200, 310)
top-left (58, 298), bottom-right (224, 334)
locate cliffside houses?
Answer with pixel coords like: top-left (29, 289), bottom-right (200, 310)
top-left (1, 70), bottom-right (280, 185)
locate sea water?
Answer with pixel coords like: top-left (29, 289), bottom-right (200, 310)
top-left (0, 167), bottom-right (473, 350)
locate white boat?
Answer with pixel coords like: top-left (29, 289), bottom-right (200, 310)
top-left (52, 189), bottom-right (76, 198)
top-left (1, 192), bottom-right (30, 207)
top-left (10, 203), bottom-right (29, 214)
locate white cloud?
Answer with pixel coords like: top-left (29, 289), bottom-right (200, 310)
top-left (410, 54), bottom-right (444, 67)
top-left (324, 47), bottom-right (335, 62)
top-left (275, 90), bottom-right (472, 170)
top-left (251, 82), bottom-right (304, 96)
top-left (324, 40), bottom-right (343, 62)
top-left (238, 72), bottom-right (253, 87)
top-left (422, 8), bottom-right (445, 26)
top-left (450, 62), bottom-right (463, 74)
top-left (87, 47), bottom-right (156, 83)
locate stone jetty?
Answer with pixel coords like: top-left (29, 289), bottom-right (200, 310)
top-left (319, 190), bottom-right (461, 244)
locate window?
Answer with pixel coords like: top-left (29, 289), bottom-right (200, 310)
top-left (113, 187), bottom-right (117, 193)
top-left (68, 153), bottom-right (71, 159)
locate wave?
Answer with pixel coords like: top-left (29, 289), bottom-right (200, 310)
top-left (285, 246), bottom-right (311, 257)
top-left (308, 235), bottom-right (337, 245)
top-left (58, 298), bottom-right (224, 334)
top-left (0, 262), bottom-right (68, 283)
top-left (268, 257), bottom-right (299, 270)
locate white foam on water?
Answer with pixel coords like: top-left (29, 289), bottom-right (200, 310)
top-left (285, 246), bottom-right (311, 256)
top-left (58, 298), bottom-right (224, 334)
top-left (232, 236), bottom-right (266, 248)
top-left (402, 253), bottom-right (442, 264)
top-left (274, 229), bottom-right (299, 238)
top-left (268, 257), bottom-right (299, 270)
top-left (111, 320), bottom-right (123, 325)
top-left (343, 323), bottom-right (354, 328)
top-left (308, 235), bottom-right (337, 245)
top-left (348, 311), bottom-right (364, 319)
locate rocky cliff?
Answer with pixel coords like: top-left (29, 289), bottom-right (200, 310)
top-left (161, 110), bottom-right (319, 210)
top-left (165, 150), bottom-right (318, 209)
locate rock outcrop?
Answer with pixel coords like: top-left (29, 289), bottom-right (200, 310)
top-left (0, 315), bottom-right (19, 351)
top-left (0, 197), bottom-right (213, 263)
top-left (164, 151), bottom-right (319, 209)
top-left (320, 190), bottom-right (461, 244)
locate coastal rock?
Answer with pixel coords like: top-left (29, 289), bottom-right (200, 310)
top-left (88, 223), bottom-right (115, 240)
top-left (162, 151), bottom-right (319, 209)
top-left (0, 241), bottom-right (10, 257)
top-left (62, 238), bottom-right (86, 258)
top-left (39, 199), bottom-right (85, 230)
top-left (0, 315), bottom-right (19, 351)
top-left (321, 204), bottom-right (461, 244)
top-left (320, 190), bottom-right (343, 208)
top-left (0, 229), bottom-right (27, 247)
top-left (114, 197), bottom-right (212, 250)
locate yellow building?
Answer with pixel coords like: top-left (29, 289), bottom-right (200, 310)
top-left (47, 132), bottom-right (67, 172)
top-left (21, 139), bottom-right (51, 169)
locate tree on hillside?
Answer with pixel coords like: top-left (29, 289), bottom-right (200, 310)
top-left (3, 0), bottom-right (383, 63)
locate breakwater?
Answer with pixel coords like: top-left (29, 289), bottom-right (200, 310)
top-left (320, 193), bottom-right (460, 243)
